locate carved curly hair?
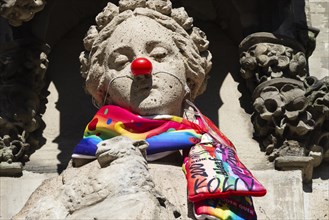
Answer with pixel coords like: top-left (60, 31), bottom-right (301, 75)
top-left (80, 0), bottom-right (212, 105)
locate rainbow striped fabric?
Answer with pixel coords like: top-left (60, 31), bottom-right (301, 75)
top-left (72, 105), bottom-right (206, 159)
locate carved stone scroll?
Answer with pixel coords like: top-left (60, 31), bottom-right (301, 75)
top-left (0, 39), bottom-right (50, 176)
top-left (239, 32), bottom-right (328, 182)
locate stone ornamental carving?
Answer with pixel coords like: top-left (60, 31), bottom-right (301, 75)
top-left (0, 0), bottom-right (45, 26)
top-left (240, 32), bottom-right (308, 93)
top-left (0, 40), bottom-right (49, 176)
top-left (239, 32), bottom-right (328, 182)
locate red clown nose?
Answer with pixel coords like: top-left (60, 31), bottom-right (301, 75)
top-left (130, 57), bottom-right (153, 76)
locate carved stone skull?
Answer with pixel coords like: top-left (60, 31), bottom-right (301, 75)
top-left (253, 85), bottom-right (285, 121)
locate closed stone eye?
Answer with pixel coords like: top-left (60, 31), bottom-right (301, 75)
top-left (114, 54), bottom-right (129, 67)
top-left (150, 47), bottom-right (168, 61)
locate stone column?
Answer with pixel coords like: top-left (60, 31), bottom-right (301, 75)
top-left (239, 32), bottom-right (328, 182)
top-left (0, 1), bottom-right (48, 176)
top-left (0, 39), bottom-right (50, 176)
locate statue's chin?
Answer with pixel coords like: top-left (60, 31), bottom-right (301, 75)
top-left (133, 105), bottom-right (171, 116)
top-left (132, 101), bottom-right (182, 116)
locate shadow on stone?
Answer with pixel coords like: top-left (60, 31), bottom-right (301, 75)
top-left (312, 163), bottom-right (329, 180)
top-left (195, 20), bottom-right (242, 124)
top-left (44, 20), bottom-right (96, 173)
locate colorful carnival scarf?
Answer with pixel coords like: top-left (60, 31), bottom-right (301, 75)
top-left (72, 104), bottom-right (266, 219)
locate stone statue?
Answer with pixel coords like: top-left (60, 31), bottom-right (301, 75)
top-left (14, 1), bottom-right (265, 219)
top-left (13, 1), bottom-right (211, 219)
top-left (80, 0), bottom-right (212, 116)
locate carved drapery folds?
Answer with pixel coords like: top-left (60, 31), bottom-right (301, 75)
top-left (0, 0), bottom-right (45, 26)
top-left (239, 32), bottom-right (328, 182)
top-left (0, 40), bottom-right (49, 176)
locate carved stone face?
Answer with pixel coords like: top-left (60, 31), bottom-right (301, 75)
top-left (103, 16), bottom-right (187, 116)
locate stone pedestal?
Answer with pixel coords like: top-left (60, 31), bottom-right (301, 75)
top-left (253, 170), bottom-right (305, 220)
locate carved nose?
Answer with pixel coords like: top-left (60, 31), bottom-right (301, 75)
top-left (131, 57), bottom-right (153, 77)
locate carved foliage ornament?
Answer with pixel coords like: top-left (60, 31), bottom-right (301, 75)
top-left (239, 33), bottom-right (328, 173)
top-left (240, 33), bottom-right (307, 93)
top-left (0, 40), bottom-right (49, 166)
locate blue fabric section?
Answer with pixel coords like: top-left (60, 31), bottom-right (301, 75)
top-left (146, 131), bottom-right (201, 154)
top-left (73, 135), bottom-right (102, 156)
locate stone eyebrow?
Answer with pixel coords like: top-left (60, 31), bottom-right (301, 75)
top-left (145, 40), bottom-right (172, 53)
top-left (110, 45), bottom-right (134, 54)
top-left (108, 45), bottom-right (135, 58)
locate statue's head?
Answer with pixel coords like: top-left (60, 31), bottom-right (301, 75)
top-left (80, 0), bottom-right (212, 116)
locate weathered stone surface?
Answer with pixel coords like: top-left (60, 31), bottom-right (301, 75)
top-left (0, 0), bottom-right (45, 26)
top-left (119, 0), bottom-right (146, 12)
top-left (0, 171), bottom-right (57, 219)
top-left (97, 138), bottom-right (148, 168)
top-left (275, 156), bottom-right (314, 183)
top-left (252, 170), bottom-right (305, 220)
top-left (95, 2), bottom-right (119, 30)
top-left (307, 0), bottom-right (329, 80)
top-left (146, 0), bottom-right (172, 15)
top-left (13, 136), bottom-right (178, 219)
top-left (149, 163), bottom-right (190, 219)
